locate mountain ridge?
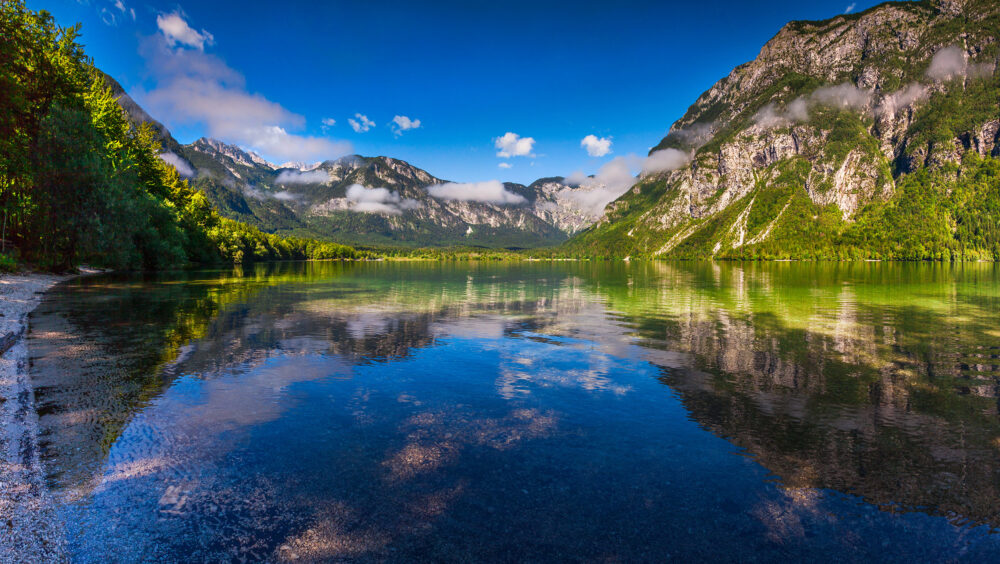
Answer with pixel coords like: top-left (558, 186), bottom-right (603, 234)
top-left (568, 0), bottom-right (1000, 259)
top-left (102, 77), bottom-right (612, 249)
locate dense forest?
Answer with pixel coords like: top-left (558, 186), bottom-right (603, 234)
top-left (0, 1), bottom-right (358, 272)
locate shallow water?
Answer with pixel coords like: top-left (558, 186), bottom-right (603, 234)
top-left (28, 261), bottom-right (1000, 561)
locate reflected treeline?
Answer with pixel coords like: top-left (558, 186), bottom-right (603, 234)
top-left (29, 260), bottom-right (1000, 528)
top-left (29, 261), bottom-right (594, 498)
top-left (580, 261), bottom-right (1000, 528)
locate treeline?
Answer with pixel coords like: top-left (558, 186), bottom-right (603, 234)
top-left (0, 2), bottom-right (359, 272)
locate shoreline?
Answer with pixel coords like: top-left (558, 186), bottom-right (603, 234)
top-left (0, 269), bottom-right (102, 564)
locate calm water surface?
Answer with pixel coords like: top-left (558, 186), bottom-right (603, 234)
top-left (28, 261), bottom-right (1000, 561)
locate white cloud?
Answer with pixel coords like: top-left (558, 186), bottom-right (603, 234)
top-left (668, 122), bottom-right (715, 148)
top-left (345, 184), bottom-right (420, 215)
top-left (495, 132), bottom-right (535, 158)
top-left (810, 83), bottom-right (872, 110)
top-left (581, 134), bottom-right (612, 157)
top-left (926, 46), bottom-right (965, 81)
top-left (427, 180), bottom-right (527, 205)
top-left (156, 12), bottom-right (214, 51)
top-left (754, 82), bottom-right (872, 128)
top-left (137, 34), bottom-right (351, 163)
top-left (498, 162), bottom-right (512, 169)
top-left (876, 83), bottom-right (929, 117)
top-left (845, 2), bottom-right (856, 13)
top-left (561, 149), bottom-right (691, 218)
top-left (391, 115), bottom-right (421, 136)
top-left (157, 151), bottom-right (195, 177)
top-left (560, 157), bottom-right (638, 217)
top-left (276, 169), bottom-right (331, 184)
top-left (242, 184), bottom-right (300, 203)
top-left (642, 148), bottom-right (690, 175)
top-left (926, 45), bottom-right (995, 82)
top-left (753, 103), bottom-right (795, 128)
top-left (321, 117), bottom-right (336, 133)
top-left (349, 113), bottom-right (375, 133)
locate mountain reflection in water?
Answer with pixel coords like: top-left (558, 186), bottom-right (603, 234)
top-left (29, 261), bottom-right (1000, 561)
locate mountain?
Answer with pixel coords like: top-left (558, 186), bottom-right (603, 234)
top-left (102, 72), bottom-right (185, 156)
top-left (567, 0), bottom-right (1000, 259)
top-left (172, 139), bottom-right (604, 249)
top-left (99, 74), bottom-right (604, 249)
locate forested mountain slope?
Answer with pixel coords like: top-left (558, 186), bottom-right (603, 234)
top-left (567, 0), bottom-right (1000, 259)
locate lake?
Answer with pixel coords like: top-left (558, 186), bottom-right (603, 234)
top-left (28, 261), bottom-right (1000, 561)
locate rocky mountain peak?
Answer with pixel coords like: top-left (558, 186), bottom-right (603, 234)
top-left (191, 138), bottom-right (276, 170)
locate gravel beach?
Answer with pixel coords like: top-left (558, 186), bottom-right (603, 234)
top-left (0, 271), bottom-right (98, 564)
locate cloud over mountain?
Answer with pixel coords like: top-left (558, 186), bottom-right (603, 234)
top-left (276, 170), bottom-right (331, 184)
top-left (345, 184), bottom-right (421, 214)
top-left (427, 180), bottom-right (527, 205)
top-left (157, 152), bottom-right (195, 177)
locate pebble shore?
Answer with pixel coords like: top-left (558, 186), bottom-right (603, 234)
top-left (0, 271), bottom-right (98, 564)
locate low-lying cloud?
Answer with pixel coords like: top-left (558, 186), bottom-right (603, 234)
top-left (754, 82), bottom-right (872, 128)
top-left (158, 151), bottom-right (195, 177)
top-left (276, 169), bottom-right (330, 184)
top-left (345, 184), bottom-right (421, 214)
top-left (876, 83), bottom-right (929, 117)
top-left (810, 83), bottom-right (873, 110)
top-left (427, 180), bottom-right (527, 205)
top-left (926, 45), bottom-right (995, 82)
top-left (642, 148), bottom-right (690, 174)
top-left (561, 148), bottom-right (691, 217)
top-left (753, 48), bottom-right (995, 128)
top-left (581, 135), bottom-right (612, 157)
top-left (495, 132), bottom-right (535, 158)
top-left (667, 122), bottom-right (716, 148)
top-left (243, 184), bottom-right (299, 203)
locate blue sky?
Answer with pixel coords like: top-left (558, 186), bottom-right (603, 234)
top-left (40, 0), bottom-right (884, 184)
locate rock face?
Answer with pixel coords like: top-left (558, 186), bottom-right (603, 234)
top-left (569, 0), bottom-right (1000, 258)
top-left (175, 140), bottom-right (599, 248)
top-left (189, 138), bottom-right (275, 171)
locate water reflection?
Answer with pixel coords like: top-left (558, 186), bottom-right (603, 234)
top-left (29, 261), bottom-right (1000, 561)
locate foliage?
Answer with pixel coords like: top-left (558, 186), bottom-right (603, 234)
top-left (0, 1), bottom-right (359, 271)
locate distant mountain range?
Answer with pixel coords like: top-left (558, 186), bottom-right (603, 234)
top-left (105, 75), bottom-right (601, 249)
